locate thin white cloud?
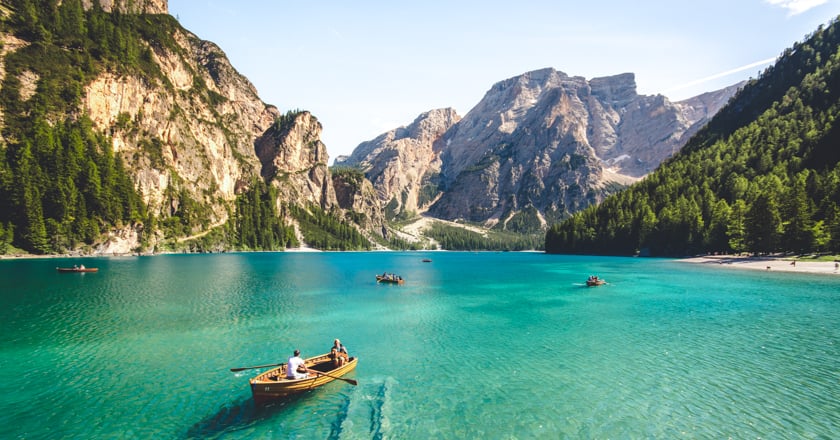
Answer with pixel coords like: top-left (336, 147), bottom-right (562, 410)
top-left (764, 0), bottom-right (828, 15)
top-left (664, 58), bottom-right (777, 94)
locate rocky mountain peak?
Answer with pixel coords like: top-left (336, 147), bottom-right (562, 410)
top-left (590, 72), bottom-right (637, 108)
top-left (350, 67), bottom-right (741, 230)
top-left (403, 107), bottom-right (461, 145)
top-left (336, 108), bottom-right (461, 218)
top-left (437, 68), bottom-right (590, 186)
top-left (255, 111), bottom-right (337, 208)
top-left (256, 112), bottom-right (327, 178)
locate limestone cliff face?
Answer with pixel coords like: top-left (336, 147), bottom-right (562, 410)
top-left (82, 0), bottom-right (168, 14)
top-left (348, 68), bottom-right (739, 228)
top-left (74, 7), bottom-right (351, 249)
top-left (83, 28), bottom-right (279, 228)
top-left (596, 79), bottom-right (745, 178)
top-left (332, 172), bottom-right (385, 231)
top-left (336, 108), bottom-right (460, 218)
top-left (254, 111), bottom-right (337, 208)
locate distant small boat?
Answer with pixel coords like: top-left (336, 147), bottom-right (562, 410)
top-left (586, 276), bottom-right (605, 286)
top-left (376, 274), bottom-right (404, 284)
top-left (57, 267), bottom-right (98, 273)
top-left (422, 258), bottom-right (432, 263)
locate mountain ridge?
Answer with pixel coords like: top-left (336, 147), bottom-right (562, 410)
top-left (340, 68), bottom-right (741, 232)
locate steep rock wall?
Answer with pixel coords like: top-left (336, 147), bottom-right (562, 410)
top-left (255, 111), bottom-right (337, 209)
top-left (336, 108), bottom-right (460, 218)
top-left (345, 68), bottom-right (740, 228)
top-left (83, 29), bottom-right (278, 225)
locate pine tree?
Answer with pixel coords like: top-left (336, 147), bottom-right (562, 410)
top-left (15, 142), bottom-right (49, 253)
top-left (745, 194), bottom-right (781, 254)
top-left (781, 172), bottom-right (815, 252)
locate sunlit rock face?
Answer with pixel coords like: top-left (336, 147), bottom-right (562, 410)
top-left (83, 0), bottom-right (169, 14)
top-left (346, 67), bottom-right (740, 228)
top-left (337, 108), bottom-right (461, 218)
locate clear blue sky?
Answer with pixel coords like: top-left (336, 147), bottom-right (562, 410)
top-left (168, 0), bottom-right (840, 161)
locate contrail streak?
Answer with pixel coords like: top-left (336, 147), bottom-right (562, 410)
top-left (665, 57), bottom-right (777, 93)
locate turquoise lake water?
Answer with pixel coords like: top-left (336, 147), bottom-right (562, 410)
top-left (1, 252), bottom-right (838, 439)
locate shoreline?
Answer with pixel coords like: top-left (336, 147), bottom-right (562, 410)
top-left (0, 248), bottom-right (322, 260)
top-left (5, 251), bottom-right (840, 276)
top-left (678, 254), bottom-right (840, 275)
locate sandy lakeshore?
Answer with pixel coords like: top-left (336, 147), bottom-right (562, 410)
top-left (679, 255), bottom-right (840, 275)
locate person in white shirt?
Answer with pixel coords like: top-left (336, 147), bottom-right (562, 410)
top-left (286, 349), bottom-right (309, 379)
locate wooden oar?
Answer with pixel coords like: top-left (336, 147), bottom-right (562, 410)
top-left (314, 370), bottom-right (358, 386)
top-left (231, 363), bottom-right (357, 386)
top-left (230, 362), bottom-right (284, 372)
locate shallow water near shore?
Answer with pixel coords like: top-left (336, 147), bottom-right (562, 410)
top-left (1, 252), bottom-right (838, 438)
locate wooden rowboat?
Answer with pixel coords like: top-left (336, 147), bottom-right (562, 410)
top-left (249, 353), bottom-right (358, 404)
top-left (376, 274), bottom-right (404, 284)
top-left (56, 267), bottom-right (98, 273)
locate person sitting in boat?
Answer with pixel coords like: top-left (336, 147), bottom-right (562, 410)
top-left (286, 349), bottom-right (309, 380)
top-left (79, 264), bottom-right (85, 270)
top-left (329, 338), bottom-right (349, 367)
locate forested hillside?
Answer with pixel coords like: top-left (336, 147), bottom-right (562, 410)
top-left (0, 0), bottom-right (156, 254)
top-left (0, 1), bottom-right (374, 255)
top-left (546, 17), bottom-right (840, 257)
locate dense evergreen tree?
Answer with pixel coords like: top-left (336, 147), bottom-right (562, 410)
top-left (745, 193), bottom-right (781, 254)
top-left (424, 223), bottom-right (543, 251)
top-left (781, 172), bottom-right (816, 252)
top-left (727, 199), bottom-right (749, 254)
top-left (231, 180), bottom-right (297, 250)
top-left (289, 204), bottom-right (371, 251)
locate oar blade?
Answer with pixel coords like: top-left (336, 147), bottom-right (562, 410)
top-left (229, 362), bottom-right (283, 373)
top-left (314, 370), bottom-right (358, 386)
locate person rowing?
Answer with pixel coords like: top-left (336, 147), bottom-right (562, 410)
top-left (286, 349), bottom-right (309, 379)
